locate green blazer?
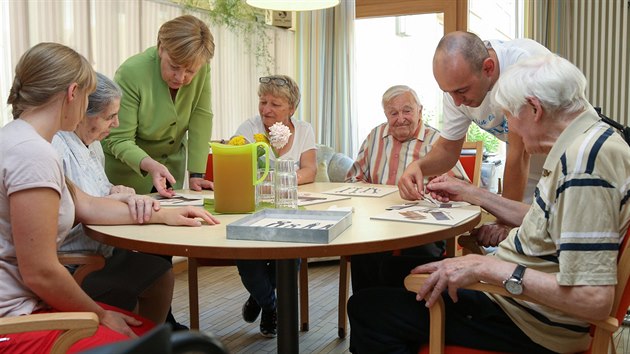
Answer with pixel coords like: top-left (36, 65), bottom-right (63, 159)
top-left (102, 47), bottom-right (213, 194)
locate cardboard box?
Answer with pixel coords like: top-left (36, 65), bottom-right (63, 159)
top-left (265, 10), bottom-right (292, 28)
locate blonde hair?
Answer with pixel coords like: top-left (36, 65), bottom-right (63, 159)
top-left (7, 42), bottom-right (96, 118)
top-left (258, 75), bottom-right (301, 110)
top-left (157, 15), bottom-right (215, 67)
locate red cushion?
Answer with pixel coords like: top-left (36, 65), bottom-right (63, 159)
top-left (459, 155), bottom-right (476, 182)
top-left (0, 302), bottom-right (154, 354)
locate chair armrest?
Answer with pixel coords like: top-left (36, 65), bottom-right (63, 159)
top-left (58, 252), bottom-right (106, 286)
top-left (404, 274), bottom-right (620, 353)
top-left (0, 312), bottom-right (99, 353)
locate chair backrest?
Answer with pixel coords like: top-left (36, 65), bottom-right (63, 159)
top-left (459, 141), bottom-right (483, 186)
top-left (611, 227), bottom-right (630, 326)
top-left (315, 144), bottom-right (354, 182)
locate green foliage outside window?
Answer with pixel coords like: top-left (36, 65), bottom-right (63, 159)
top-left (466, 123), bottom-right (500, 153)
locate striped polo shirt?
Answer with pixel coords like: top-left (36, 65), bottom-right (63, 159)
top-left (346, 121), bottom-right (467, 185)
top-left (488, 108), bottom-right (630, 353)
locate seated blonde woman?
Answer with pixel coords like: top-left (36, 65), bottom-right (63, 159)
top-left (233, 75), bottom-right (316, 337)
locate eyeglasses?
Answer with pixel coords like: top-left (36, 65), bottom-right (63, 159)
top-left (259, 77), bottom-right (288, 86)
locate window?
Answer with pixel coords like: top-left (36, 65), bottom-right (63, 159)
top-left (355, 14), bottom-right (444, 145)
top-left (354, 0), bottom-right (523, 156)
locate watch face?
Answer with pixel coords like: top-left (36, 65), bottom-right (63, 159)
top-left (505, 279), bottom-right (523, 295)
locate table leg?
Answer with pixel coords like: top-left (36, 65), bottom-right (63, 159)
top-left (276, 259), bottom-right (299, 354)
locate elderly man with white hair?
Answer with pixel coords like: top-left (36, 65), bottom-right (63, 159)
top-left (346, 85), bottom-right (467, 293)
top-left (347, 55), bottom-right (630, 354)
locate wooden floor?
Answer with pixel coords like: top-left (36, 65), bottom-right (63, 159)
top-left (171, 259), bottom-right (630, 354)
top-left (171, 260), bottom-right (352, 354)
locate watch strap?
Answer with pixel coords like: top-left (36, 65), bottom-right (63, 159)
top-left (512, 264), bottom-right (527, 281)
top-left (190, 172), bottom-right (205, 179)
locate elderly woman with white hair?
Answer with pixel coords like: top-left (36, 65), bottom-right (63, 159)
top-left (52, 72), bottom-right (175, 325)
top-left (347, 54), bottom-right (630, 354)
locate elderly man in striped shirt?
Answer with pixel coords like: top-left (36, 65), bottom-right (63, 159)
top-left (346, 85), bottom-right (467, 293)
top-left (348, 55), bottom-right (630, 354)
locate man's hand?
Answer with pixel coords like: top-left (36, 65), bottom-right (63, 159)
top-left (189, 177), bottom-right (214, 191)
top-left (410, 254), bottom-right (490, 307)
top-left (398, 161), bottom-right (425, 201)
top-left (472, 223), bottom-right (511, 247)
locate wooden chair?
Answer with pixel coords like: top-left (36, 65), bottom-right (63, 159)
top-left (447, 141), bottom-right (484, 257)
top-left (187, 258), bottom-right (310, 331)
top-left (0, 252), bottom-right (106, 353)
top-left (405, 227), bottom-right (630, 354)
top-left (459, 141), bottom-right (483, 187)
top-left (58, 252), bottom-right (107, 285)
top-left (332, 141), bottom-right (485, 338)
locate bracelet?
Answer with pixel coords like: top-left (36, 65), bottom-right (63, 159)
top-left (190, 173), bottom-right (205, 179)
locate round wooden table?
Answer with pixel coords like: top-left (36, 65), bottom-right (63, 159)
top-left (86, 182), bottom-right (480, 354)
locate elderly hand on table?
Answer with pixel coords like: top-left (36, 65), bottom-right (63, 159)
top-left (425, 174), bottom-right (475, 203)
top-left (106, 193), bottom-right (161, 224)
top-left (109, 185), bottom-right (135, 195)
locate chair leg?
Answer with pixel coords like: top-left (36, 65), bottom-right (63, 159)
top-left (338, 256), bottom-right (350, 338)
top-left (187, 258), bottom-right (200, 330)
top-left (299, 258), bottom-right (309, 331)
top-left (445, 237), bottom-right (459, 257)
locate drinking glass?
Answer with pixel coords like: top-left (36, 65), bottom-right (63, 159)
top-left (256, 168), bottom-right (275, 207)
top-left (274, 159), bottom-right (298, 209)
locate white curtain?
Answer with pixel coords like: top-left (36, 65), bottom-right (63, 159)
top-left (295, 1), bottom-right (357, 157)
top-left (526, 0), bottom-right (629, 126)
top-left (0, 0), bottom-right (295, 140)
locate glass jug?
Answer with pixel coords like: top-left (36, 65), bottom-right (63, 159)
top-left (210, 142), bottom-right (270, 213)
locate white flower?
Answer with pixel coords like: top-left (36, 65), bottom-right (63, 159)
top-left (269, 122), bottom-right (291, 150)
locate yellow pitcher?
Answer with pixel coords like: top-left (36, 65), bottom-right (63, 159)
top-left (210, 142), bottom-right (270, 213)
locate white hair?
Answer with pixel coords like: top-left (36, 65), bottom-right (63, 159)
top-left (382, 85), bottom-right (422, 109)
top-left (495, 54), bottom-right (589, 118)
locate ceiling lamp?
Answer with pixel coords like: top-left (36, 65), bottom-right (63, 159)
top-left (246, 0), bottom-right (340, 11)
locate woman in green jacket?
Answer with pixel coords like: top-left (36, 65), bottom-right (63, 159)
top-left (103, 15), bottom-right (215, 197)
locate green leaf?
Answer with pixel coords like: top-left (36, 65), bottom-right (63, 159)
top-left (257, 145), bottom-right (266, 158)
top-left (466, 124), bottom-right (500, 153)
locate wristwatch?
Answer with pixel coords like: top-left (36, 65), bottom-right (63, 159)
top-left (189, 173), bottom-right (205, 179)
top-left (503, 264), bottom-right (527, 295)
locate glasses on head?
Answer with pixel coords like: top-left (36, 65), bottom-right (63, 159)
top-left (259, 76), bottom-right (288, 86)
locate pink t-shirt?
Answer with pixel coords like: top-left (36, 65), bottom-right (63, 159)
top-left (0, 119), bottom-right (75, 317)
